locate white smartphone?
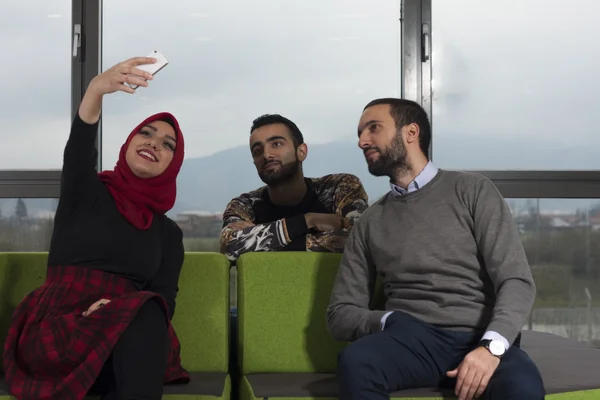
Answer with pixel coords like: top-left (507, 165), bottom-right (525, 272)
top-left (129, 50), bottom-right (169, 89)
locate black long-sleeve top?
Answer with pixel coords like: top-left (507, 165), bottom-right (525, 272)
top-left (47, 113), bottom-right (184, 318)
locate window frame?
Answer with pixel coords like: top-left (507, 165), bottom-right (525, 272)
top-left (0, 0), bottom-right (102, 200)
top-left (404, 0), bottom-right (600, 199)
top-left (3, 0), bottom-right (599, 201)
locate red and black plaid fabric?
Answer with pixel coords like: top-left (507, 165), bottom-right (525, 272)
top-left (2, 265), bottom-right (190, 400)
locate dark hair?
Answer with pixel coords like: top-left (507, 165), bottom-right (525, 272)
top-left (363, 98), bottom-right (431, 159)
top-left (154, 117), bottom-right (178, 140)
top-left (250, 114), bottom-right (304, 148)
top-left (159, 117), bottom-right (176, 130)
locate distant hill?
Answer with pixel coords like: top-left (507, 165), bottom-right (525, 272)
top-left (172, 140), bottom-right (390, 214)
top-left (2, 135), bottom-right (599, 218)
top-left (170, 133), bottom-right (600, 214)
top-left (0, 141), bottom-right (390, 218)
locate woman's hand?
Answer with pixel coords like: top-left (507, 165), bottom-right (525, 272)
top-left (82, 298), bottom-right (111, 316)
top-left (79, 56), bottom-right (157, 124)
top-left (88, 56), bottom-right (156, 96)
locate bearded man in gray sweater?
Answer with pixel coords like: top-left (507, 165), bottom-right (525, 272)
top-left (326, 98), bottom-right (544, 400)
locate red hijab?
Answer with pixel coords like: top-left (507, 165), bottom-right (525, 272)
top-left (98, 112), bottom-right (185, 230)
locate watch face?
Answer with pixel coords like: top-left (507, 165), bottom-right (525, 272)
top-left (489, 340), bottom-right (505, 356)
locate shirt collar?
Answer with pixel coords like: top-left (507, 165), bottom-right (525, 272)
top-left (390, 161), bottom-right (438, 196)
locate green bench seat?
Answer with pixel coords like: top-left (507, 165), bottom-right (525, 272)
top-left (236, 252), bottom-right (600, 400)
top-left (0, 252), bottom-right (231, 400)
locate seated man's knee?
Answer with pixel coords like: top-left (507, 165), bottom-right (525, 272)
top-left (515, 358), bottom-right (545, 399)
top-left (337, 342), bottom-right (380, 378)
top-left (337, 341), bottom-right (390, 396)
top-left (500, 378), bottom-right (545, 400)
top-left (492, 362), bottom-right (545, 400)
top-left (511, 371), bottom-right (544, 399)
top-left (523, 384), bottom-right (545, 400)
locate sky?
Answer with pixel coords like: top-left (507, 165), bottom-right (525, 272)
top-left (431, 0), bottom-right (600, 169)
top-left (0, 0), bottom-right (599, 172)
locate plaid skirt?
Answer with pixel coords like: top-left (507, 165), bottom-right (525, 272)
top-left (2, 265), bottom-right (190, 400)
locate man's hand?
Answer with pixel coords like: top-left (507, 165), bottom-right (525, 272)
top-left (82, 298), bottom-right (111, 316)
top-left (229, 221), bottom-right (255, 230)
top-left (305, 213), bottom-right (343, 232)
top-left (446, 346), bottom-right (500, 400)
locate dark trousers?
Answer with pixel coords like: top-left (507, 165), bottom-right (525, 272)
top-left (89, 299), bottom-right (169, 400)
top-left (338, 311), bottom-right (545, 400)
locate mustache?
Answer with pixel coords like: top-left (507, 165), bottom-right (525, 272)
top-left (363, 147), bottom-right (380, 155)
top-left (262, 160), bottom-right (281, 169)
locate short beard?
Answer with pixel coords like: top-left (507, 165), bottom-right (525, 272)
top-left (366, 134), bottom-right (409, 178)
top-left (258, 157), bottom-right (301, 187)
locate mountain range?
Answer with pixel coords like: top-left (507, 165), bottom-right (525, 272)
top-left (172, 140), bottom-right (390, 214)
top-left (1, 135), bottom-right (599, 218)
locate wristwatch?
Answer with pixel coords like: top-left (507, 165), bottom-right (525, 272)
top-left (479, 339), bottom-right (506, 359)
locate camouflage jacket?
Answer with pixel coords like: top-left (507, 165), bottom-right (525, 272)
top-left (220, 173), bottom-right (369, 261)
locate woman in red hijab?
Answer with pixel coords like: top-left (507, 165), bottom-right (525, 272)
top-left (3, 57), bottom-right (189, 400)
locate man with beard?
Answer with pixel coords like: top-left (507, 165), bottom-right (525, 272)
top-left (220, 113), bottom-right (369, 262)
top-left (326, 98), bottom-right (544, 400)
top-left (220, 113), bottom-right (369, 400)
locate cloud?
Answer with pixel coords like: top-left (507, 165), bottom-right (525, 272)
top-left (99, 0), bottom-right (401, 168)
top-left (430, 0), bottom-right (600, 170)
top-left (2, 0), bottom-right (600, 172)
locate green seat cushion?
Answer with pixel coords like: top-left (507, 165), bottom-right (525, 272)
top-left (0, 252), bottom-right (231, 398)
top-left (240, 374), bottom-right (458, 399)
top-left (240, 331), bottom-right (600, 398)
top-left (240, 369), bottom-right (599, 399)
top-left (0, 252), bottom-right (230, 381)
top-left (235, 250), bottom-right (600, 398)
top-left (172, 252), bottom-right (230, 372)
top-left (240, 373), bottom-right (600, 399)
top-left (1, 372), bottom-right (231, 399)
top-left (0, 252), bottom-right (230, 374)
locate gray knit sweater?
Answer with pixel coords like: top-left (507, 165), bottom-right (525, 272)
top-left (326, 169), bottom-right (535, 346)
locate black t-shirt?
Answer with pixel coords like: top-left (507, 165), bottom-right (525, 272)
top-left (252, 179), bottom-right (329, 250)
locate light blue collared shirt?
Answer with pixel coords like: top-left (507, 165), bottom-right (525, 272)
top-left (389, 161), bottom-right (439, 196)
top-left (380, 161), bottom-right (510, 351)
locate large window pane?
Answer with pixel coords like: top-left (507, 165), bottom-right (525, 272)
top-left (0, 198), bottom-right (57, 251)
top-left (0, 1), bottom-right (71, 170)
top-left (101, 0), bottom-right (399, 221)
top-left (177, 211), bottom-right (221, 252)
top-left (510, 198), bottom-right (600, 345)
top-left (431, 1), bottom-right (600, 170)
